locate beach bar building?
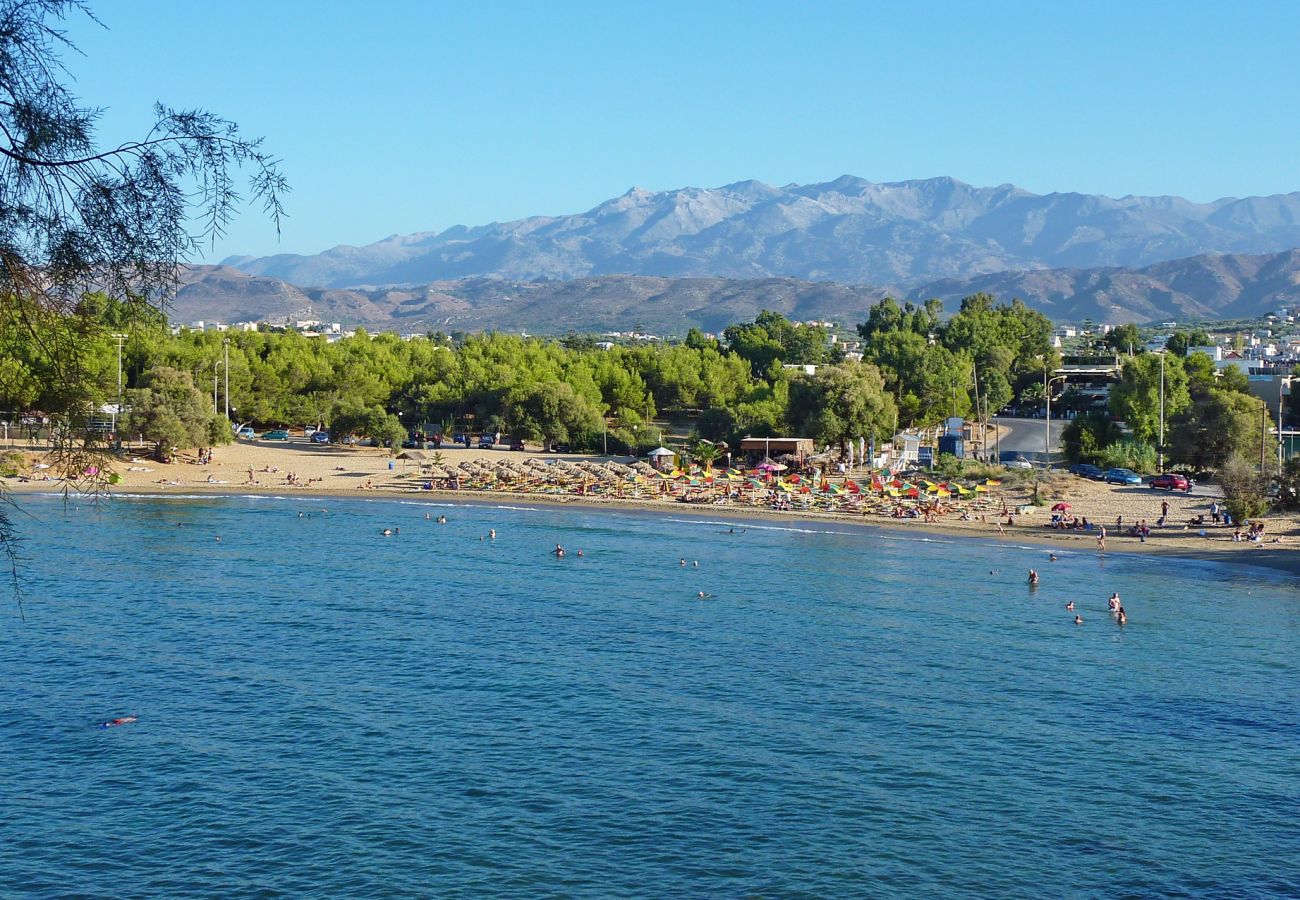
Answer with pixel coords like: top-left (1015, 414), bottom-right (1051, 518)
top-left (739, 437), bottom-right (814, 466)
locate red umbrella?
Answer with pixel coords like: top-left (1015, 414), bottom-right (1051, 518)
top-left (1051, 502), bottom-right (1072, 511)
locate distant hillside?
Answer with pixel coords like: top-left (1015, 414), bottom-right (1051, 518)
top-left (908, 250), bottom-right (1300, 322)
top-left (224, 175), bottom-right (1300, 288)
top-left (174, 268), bottom-right (896, 334)
top-left (175, 250), bottom-right (1300, 334)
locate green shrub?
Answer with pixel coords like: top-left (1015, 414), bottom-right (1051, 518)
top-left (1219, 454), bottom-right (1272, 522)
top-left (0, 450), bottom-right (23, 477)
top-left (1098, 439), bottom-right (1158, 473)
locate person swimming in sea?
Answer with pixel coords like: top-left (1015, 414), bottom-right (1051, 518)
top-left (99, 716), bottom-right (137, 729)
top-left (1048, 553), bottom-right (1058, 562)
top-left (1027, 569), bottom-right (1039, 586)
top-left (680, 558), bottom-right (686, 566)
top-left (489, 529), bottom-right (496, 539)
top-left (1117, 606), bottom-right (1127, 625)
top-left (381, 528), bottom-right (393, 536)
top-left (1108, 593), bottom-right (1121, 613)
top-left (437, 515), bottom-right (447, 524)
top-left (553, 544), bottom-right (565, 558)
top-left (1074, 615), bottom-right (1084, 625)
top-left (1065, 601), bottom-right (1075, 611)
top-left (697, 591), bottom-right (714, 599)
top-left (576, 548), bottom-right (583, 557)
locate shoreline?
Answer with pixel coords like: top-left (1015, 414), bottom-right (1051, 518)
top-left (13, 478), bottom-right (1300, 576)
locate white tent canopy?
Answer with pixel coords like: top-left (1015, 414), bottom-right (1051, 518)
top-left (646, 447), bottom-right (675, 458)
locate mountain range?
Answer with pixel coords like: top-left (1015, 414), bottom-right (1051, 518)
top-left (224, 175), bottom-right (1300, 288)
top-left (175, 248), bottom-right (1300, 334)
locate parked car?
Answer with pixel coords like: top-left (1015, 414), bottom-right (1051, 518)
top-left (1069, 463), bottom-right (1104, 479)
top-left (310, 431), bottom-right (330, 443)
top-left (1105, 467), bottom-right (1143, 485)
top-left (1003, 456), bottom-right (1033, 470)
top-left (478, 434), bottom-right (496, 449)
top-left (1149, 473), bottom-right (1190, 491)
top-left (235, 425), bottom-right (256, 439)
top-left (508, 437), bottom-right (525, 451)
top-left (452, 432), bottom-right (470, 446)
top-left (262, 429), bottom-right (289, 441)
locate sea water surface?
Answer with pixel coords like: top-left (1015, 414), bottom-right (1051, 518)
top-left (1, 494), bottom-right (1297, 897)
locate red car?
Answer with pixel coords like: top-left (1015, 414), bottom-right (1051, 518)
top-left (1149, 473), bottom-right (1189, 491)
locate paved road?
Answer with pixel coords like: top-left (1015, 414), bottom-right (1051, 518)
top-left (985, 416), bottom-right (1062, 460)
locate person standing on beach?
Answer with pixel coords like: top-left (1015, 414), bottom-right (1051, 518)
top-left (1097, 524), bottom-right (1106, 552)
top-left (1161, 499), bottom-right (1169, 519)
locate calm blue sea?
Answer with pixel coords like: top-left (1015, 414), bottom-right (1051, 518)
top-left (1, 494), bottom-right (1297, 897)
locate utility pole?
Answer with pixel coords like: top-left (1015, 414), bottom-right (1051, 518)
top-left (1158, 351), bottom-right (1165, 472)
top-left (1279, 380), bottom-right (1288, 477)
top-left (223, 338), bottom-right (231, 420)
top-left (1261, 402), bottom-right (1267, 473)
top-left (112, 333), bottom-right (126, 433)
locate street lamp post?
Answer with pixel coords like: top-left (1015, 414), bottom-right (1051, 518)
top-left (1044, 373), bottom-right (1067, 461)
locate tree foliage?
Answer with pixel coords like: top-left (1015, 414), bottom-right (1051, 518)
top-left (1168, 388), bottom-right (1269, 472)
top-left (1105, 323), bottom-right (1143, 354)
top-left (786, 363), bottom-right (898, 452)
top-left (1109, 353), bottom-right (1190, 446)
top-left (1060, 412), bottom-right (1123, 464)
top-left (0, 0), bottom-right (286, 577)
top-left (1219, 454), bottom-right (1272, 522)
top-left (121, 367), bottom-right (226, 461)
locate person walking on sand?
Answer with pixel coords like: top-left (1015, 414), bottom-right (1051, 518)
top-left (1161, 499), bottom-right (1169, 519)
top-left (1097, 524), bottom-right (1106, 552)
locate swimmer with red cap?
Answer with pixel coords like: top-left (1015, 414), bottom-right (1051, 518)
top-left (99, 716), bottom-right (138, 729)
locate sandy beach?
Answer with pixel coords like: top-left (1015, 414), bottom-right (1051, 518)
top-left (7, 438), bottom-right (1300, 574)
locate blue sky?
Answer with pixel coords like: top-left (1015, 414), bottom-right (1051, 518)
top-left (63, 1), bottom-right (1300, 260)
